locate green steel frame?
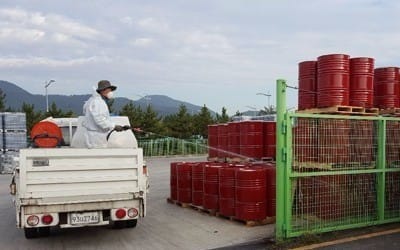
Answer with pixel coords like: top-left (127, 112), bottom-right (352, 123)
top-left (276, 79), bottom-right (400, 240)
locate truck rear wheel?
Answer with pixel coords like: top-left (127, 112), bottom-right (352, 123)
top-left (24, 228), bottom-right (38, 239)
top-left (126, 219), bottom-right (137, 228)
top-left (112, 221), bottom-right (126, 229)
top-left (38, 227), bottom-right (50, 237)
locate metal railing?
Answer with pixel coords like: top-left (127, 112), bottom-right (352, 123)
top-left (138, 138), bottom-right (208, 157)
top-left (276, 79), bottom-right (400, 239)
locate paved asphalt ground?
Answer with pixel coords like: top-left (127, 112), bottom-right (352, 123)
top-left (2, 155), bottom-right (400, 250)
top-left (0, 156), bottom-right (274, 250)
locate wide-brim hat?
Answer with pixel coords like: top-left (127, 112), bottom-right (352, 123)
top-left (97, 80), bottom-right (117, 92)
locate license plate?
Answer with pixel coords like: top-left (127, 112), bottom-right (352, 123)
top-left (70, 212), bottom-right (99, 225)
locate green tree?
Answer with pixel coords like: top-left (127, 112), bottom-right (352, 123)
top-left (164, 104), bottom-right (193, 139)
top-left (193, 105), bottom-right (214, 138)
top-left (142, 105), bottom-right (163, 135)
top-left (216, 107), bottom-right (230, 123)
top-left (21, 102), bottom-right (45, 132)
top-left (120, 101), bottom-right (144, 129)
top-left (45, 102), bottom-right (75, 118)
top-left (0, 88), bottom-right (6, 112)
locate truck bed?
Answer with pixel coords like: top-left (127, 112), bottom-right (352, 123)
top-left (17, 148), bottom-right (145, 205)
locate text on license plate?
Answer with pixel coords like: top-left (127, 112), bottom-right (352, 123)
top-left (70, 212), bottom-right (99, 225)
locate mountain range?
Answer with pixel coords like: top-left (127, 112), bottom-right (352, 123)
top-left (0, 80), bottom-right (211, 116)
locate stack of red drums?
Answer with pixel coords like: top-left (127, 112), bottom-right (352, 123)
top-left (374, 67), bottom-right (400, 109)
top-left (350, 57), bottom-right (375, 107)
top-left (298, 61), bottom-right (317, 110)
top-left (217, 124), bottom-right (228, 158)
top-left (317, 54), bottom-right (350, 107)
top-left (227, 122), bottom-right (240, 157)
top-left (219, 165), bottom-right (236, 217)
top-left (191, 163), bottom-right (205, 206)
top-left (177, 162), bottom-right (192, 203)
top-left (208, 125), bottom-right (218, 158)
top-left (169, 161), bottom-right (276, 223)
top-left (208, 121), bottom-right (277, 160)
top-left (203, 164), bottom-right (222, 210)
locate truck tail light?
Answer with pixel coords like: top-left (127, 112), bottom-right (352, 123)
top-left (27, 215), bottom-right (39, 226)
top-left (143, 165), bottom-right (147, 175)
top-left (42, 214), bottom-right (53, 225)
top-left (115, 209), bottom-right (126, 219)
top-left (127, 208), bottom-right (138, 218)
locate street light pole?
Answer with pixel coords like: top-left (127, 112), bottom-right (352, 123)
top-left (257, 92), bottom-right (272, 107)
top-left (45, 79), bottom-right (55, 113)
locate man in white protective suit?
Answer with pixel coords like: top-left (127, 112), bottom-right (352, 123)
top-left (82, 80), bottom-right (125, 148)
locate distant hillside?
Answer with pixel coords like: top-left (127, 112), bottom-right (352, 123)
top-left (0, 80), bottom-right (211, 116)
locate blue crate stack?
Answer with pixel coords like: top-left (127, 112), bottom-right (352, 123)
top-left (1, 112), bottom-right (27, 174)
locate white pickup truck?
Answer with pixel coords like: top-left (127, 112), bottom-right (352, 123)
top-left (13, 118), bottom-right (148, 238)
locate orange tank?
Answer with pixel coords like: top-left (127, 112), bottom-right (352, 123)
top-left (30, 121), bottom-right (63, 148)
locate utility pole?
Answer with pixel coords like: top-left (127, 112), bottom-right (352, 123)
top-left (45, 80), bottom-right (55, 113)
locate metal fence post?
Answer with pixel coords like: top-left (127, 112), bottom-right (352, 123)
top-left (276, 79), bottom-right (287, 240)
top-left (377, 119), bottom-right (386, 221)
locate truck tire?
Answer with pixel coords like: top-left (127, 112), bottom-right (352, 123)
top-left (112, 221), bottom-right (126, 229)
top-left (24, 228), bottom-right (38, 239)
top-left (126, 219), bottom-right (137, 228)
top-left (38, 227), bottom-right (50, 237)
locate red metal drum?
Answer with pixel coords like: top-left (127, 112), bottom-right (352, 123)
top-left (218, 166), bottom-right (236, 217)
top-left (264, 164), bottom-right (276, 217)
top-left (235, 166), bottom-right (267, 221)
top-left (386, 121), bottom-right (400, 164)
top-left (263, 122), bottom-right (276, 159)
top-left (350, 57), bottom-right (374, 107)
top-left (293, 118), bottom-right (318, 162)
top-left (350, 120), bottom-right (374, 163)
top-left (312, 175), bottom-right (348, 220)
top-left (217, 124), bottom-right (228, 158)
top-left (240, 121), bottom-right (264, 159)
top-left (192, 162), bottom-right (206, 206)
top-left (227, 122), bottom-right (241, 158)
top-left (177, 162), bottom-right (192, 203)
top-left (170, 162), bottom-right (180, 201)
top-left (317, 119), bottom-right (350, 163)
top-left (208, 125), bottom-right (219, 158)
top-left (317, 54), bottom-right (350, 107)
top-left (204, 164), bottom-right (222, 210)
top-left (374, 67), bottom-right (400, 109)
top-left (298, 61), bottom-right (317, 110)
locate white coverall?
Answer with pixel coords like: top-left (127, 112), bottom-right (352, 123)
top-left (82, 90), bottom-right (115, 148)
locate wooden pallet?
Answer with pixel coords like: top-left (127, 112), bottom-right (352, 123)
top-left (166, 198), bottom-right (190, 208)
top-left (226, 157), bottom-right (245, 163)
top-left (293, 161), bottom-right (376, 170)
top-left (226, 157), bottom-right (276, 165)
top-left (379, 108), bottom-right (400, 116)
top-left (207, 157), bottom-right (219, 162)
top-left (297, 106), bottom-right (379, 116)
top-left (216, 213), bottom-right (275, 227)
top-left (190, 204), bottom-right (217, 216)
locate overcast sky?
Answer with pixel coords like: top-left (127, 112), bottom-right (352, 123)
top-left (0, 0), bottom-right (399, 114)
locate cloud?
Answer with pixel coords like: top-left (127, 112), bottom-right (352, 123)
top-left (0, 7), bottom-right (107, 44)
top-left (136, 17), bottom-right (169, 33)
top-left (120, 16), bottom-right (133, 25)
top-left (0, 27), bottom-right (45, 42)
top-left (0, 56), bottom-right (111, 68)
top-left (130, 38), bottom-right (154, 47)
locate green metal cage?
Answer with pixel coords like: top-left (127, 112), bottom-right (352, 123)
top-left (276, 79), bottom-right (400, 240)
